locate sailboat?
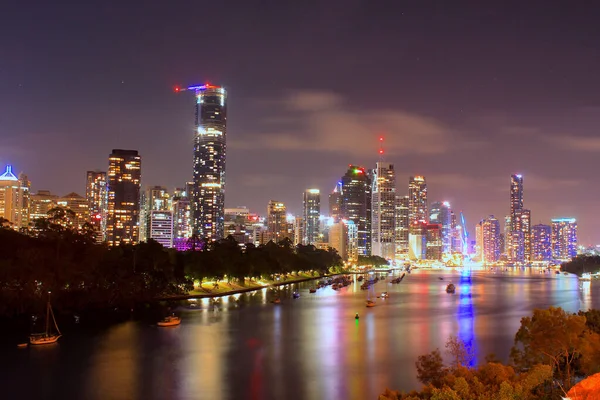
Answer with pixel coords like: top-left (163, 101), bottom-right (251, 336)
top-left (30, 292), bottom-right (61, 345)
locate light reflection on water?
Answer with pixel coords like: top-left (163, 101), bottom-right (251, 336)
top-left (4, 269), bottom-right (599, 400)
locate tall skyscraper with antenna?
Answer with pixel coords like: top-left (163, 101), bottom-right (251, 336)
top-left (177, 84), bottom-right (227, 240)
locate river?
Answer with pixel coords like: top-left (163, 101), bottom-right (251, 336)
top-left (1, 268), bottom-right (597, 400)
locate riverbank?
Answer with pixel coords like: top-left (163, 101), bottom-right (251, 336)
top-left (157, 272), bottom-right (350, 301)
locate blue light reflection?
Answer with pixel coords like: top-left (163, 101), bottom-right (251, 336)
top-left (457, 268), bottom-right (477, 367)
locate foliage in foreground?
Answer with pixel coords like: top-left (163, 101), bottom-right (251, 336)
top-left (380, 307), bottom-right (600, 399)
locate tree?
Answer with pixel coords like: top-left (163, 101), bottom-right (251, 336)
top-left (511, 306), bottom-right (600, 392)
top-left (445, 335), bottom-right (473, 369)
top-left (416, 348), bottom-right (446, 387)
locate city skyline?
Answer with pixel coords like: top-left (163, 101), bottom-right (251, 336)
top-left (1, 2), bottom-right (599, 242)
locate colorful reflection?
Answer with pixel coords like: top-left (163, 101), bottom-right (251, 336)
top-left (457, 268), bottom-right (477, 367)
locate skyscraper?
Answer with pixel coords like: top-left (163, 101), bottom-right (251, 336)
top-left (430, 201), bottom-right (452, 254)
top-left (149, 210), bottom-right (174, 248)
top-left (189, 84), bottom-right (227, 241)
top-left (371, 162), bottom-right (396, 259)
top-left (510, 174), bottom-right (524, 218)
top-left (303, 189), bottom-right (320, 245)
top-left (267, 200), bottom-right (288, 243)
top-left (408, 176), bottom-right (427, 224)
top-left (481, 215), bottom-right (501, 264)
top-left (140, 186), bottom-right (170, 242)
top-left (329, 181), bottom-right (342, 222)
top-left (172, 189), bottom-right (192, 240)
top-left (340, 165), bottom-right (372, 256)
top-left (106, 149), bottom-right (141, 246)
top-left (395, 195), bottom-right (409, 257)
top-left (0, 165), bottom-right (30, 230)
top-left (508, 174), bottom-right (530, 262)
top-left (86, 171), bottom-right (107, 241)
top-left (425, 224), bottom-right (442, 260)
top-left (551, 218), bottom-right (578, 260)
top-left (532, 224), bottom-right (552, 261)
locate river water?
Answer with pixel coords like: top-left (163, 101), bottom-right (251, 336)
top-left (1, 268), bottom-right (597, 400)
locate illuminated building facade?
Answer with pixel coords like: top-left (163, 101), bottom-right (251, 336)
top-left (267, 200), bottom-right (288, 243)
top-left (294, 216), bottom-right (304, 246)
top-left (329, 181), bottom-right (342, 222)
top-left (551, 218), bottom-right (578, 260)
top-left (149, 210), bottom-right (174, 248)
top-left (303, 189), bottom-right (320, 245)
top-left (510, 208), bottom-right (531, 262)
top-left (508, 174), bottom-right (530, 262)
top-left (329, 221), bottom-right (348, 260)
top-left (532, 223), bottom-right (552, 261)
top-left (395, 195), bottom-right (409, 257)
top-left (189, 84), bottom-right (227, 241)
top-left (371, 162), bottom-right (396, 259)
top-left (106, 149), bottom-right (141, 246)
top-left (173, 189), bottom-right (192, 240)
top-left (140, 186), bottom-right (170, 242)
top-left (0, 165), bottom-right (30, 230)
top-left (408, 222), bottom-right (427, 260)
top-left (481, 215), bottom-right (501, 264)
top-left (340, 165), bottom-right (372, 255)
top-left (425, 223), bottom-right (442, 260)
top-left (57, 192), bottom-right (90, 230)
top-left (408, 176), bottom-right (427, 225)
top-left (86, 171), bottom-right (107, 242)
top-left (430, 201), bottom-right (452, 254)
top-left (30, 190), bottom-right (58, 221)
top-left (346, 220), bottom-right (358, 263)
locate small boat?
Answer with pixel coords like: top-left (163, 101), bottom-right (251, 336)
top-left (555, 270), bottom-right (560, 275)
top-left (332, 284), bottom-right (339, 290)
top-left (271, 298), bottom-right (281, 304)
top-left (563, 272), bottom-right (569, 276)
top-left (17, 343), bottom-right (28, 348)
top-left (580, 273), bottom-right (592, 281)
top-left (446, 283), bottom-right (456, 294)
top-left (309, 288), bottom-right (317, 293)
top-left (438, 277), bottom-right (444, 281)
top-left (30, 292), bottom-right (62, 345)
top-left (366, 300), bottom-right (376, 308)
top-left (292, 292), bottom-right (300, 299)
top-left (157, 315), bottom-right (181, 327)
top-left (357, 276), bottom-right (364, 282)
top-left (355, 313), bottom-right (360, 320)
top-left (380, 292), bottom-right (389, 298)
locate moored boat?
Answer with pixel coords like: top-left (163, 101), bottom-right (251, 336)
top-left (366, 300), bottom-right (376, 308)
top-left (580, 273), bottom-right (592, 281)
top-left (271, 298), bottom-right (281, 304)
top-left (446, 283), bottom-right (456, 294)
top-left (309, 288), bottom-right (317, 293)
top-left (293, 291), bottom-right (300, 299)
top-left (157, 315), bottom-right (181, 327)
top-left (30, 292), bottom-right (62, 345)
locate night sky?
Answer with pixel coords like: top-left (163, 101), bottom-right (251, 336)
top-left (1, 2), bottom-right (599, 243)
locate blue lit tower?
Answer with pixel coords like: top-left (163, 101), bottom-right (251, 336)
top-left (178, 84), bottom-right (227, 240)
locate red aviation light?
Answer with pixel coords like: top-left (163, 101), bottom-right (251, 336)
top-left (379, 149), bottom-right (384, 154)
top-left (174, 86), bottom-right (180, 92)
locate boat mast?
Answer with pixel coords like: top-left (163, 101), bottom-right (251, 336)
top-left (45, 291), bottom-right (51, 335)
